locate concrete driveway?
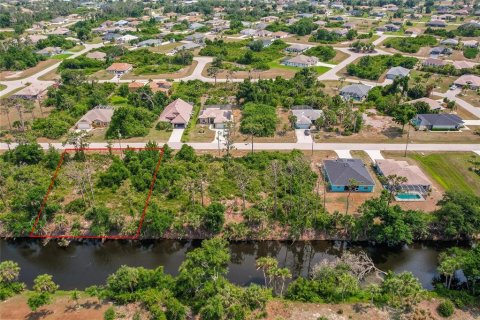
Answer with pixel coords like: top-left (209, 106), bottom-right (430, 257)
top-left (168, 128), bottom-right (185, 143)
top-left (295, 129), bottom-right (313, 143)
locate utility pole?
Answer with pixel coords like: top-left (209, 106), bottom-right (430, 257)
top-left (404, 123), bottom-right (411, 157)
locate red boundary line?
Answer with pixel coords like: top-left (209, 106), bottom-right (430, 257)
top-left (29, 147), bottom-right (164, 240)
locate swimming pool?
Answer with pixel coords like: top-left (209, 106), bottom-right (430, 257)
top-left (395, 192), bottom-right (424, 201)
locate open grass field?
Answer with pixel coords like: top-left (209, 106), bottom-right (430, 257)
top-left (405, 152), bottom-right (480, 195)
top-left (69, 45), bottom-right (85, 52)
top-left (51, 53), bottom-right (73, 60)
top-left (188, 124), bottom-right (216, 142)
top-left (0, 84), bottom-right (6, 91)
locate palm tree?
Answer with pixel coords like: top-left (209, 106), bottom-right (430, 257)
top-left (256, 257), bottom-right (278, 287)
top-left (345, 178), bottom-right (359, 215)
top-left (277, 268), bottom-right (292, 296)
top-left (207, 66), bottom-right (220, 85)
top-left (1, 106), bottom-right (12, 130)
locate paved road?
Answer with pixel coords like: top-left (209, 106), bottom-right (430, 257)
top-left (1, 141), bottom-right (479, 153)
top-left (433, 89), bottom-right (480, 119)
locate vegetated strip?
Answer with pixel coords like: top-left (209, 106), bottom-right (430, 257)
top-left (29, 147), bottom-right (164, 239)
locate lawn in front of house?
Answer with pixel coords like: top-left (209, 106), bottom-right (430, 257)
top-left (51, 53), bottom-right (73, 60)
top-left (267, 59), bottom-right (331, 75)
top-left (188, 124), bottom-right (217, 142)
top-left (407, 152), bottom-right (480, 195)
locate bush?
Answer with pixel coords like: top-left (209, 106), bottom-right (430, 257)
top-left (240, 103), bottom-right (277, 137)
top-left (305, 45), bottom-right (336, 62)
top-left (104, 307), bottom-right (116, 320)
top-left (156, 121), bottom-right (172, 131)
top-left (383, 36), bottom-right (437, 53)
top-left (347, 54), bottom-right (418, 80)
top-left (437, 300), bottom-right (454, 317)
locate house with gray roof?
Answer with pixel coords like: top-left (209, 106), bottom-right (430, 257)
top-left (323, 158), bottom-right (375, 192)
top-left (282, 55), bottom-right (318, 68)
top-left (386, 66), bottom-right (410, 79)
top-left (427, 20), bottom-right (447, 27)
top-left (137, 39), bottom-right (163, 47)
top-left (185, 33), bottom-right (205, 43)
top-left (189, 22), bottom-right (205, 30)
top-left (340, 84), bottom-right (372, 101)
top-left (440, 38), bottom-right (458, 46)
top-left (411, 114), bottom-right (464, 131)
top-left (285, 43), bottom-right (311, 53)
top-left (75, 106), bottom-right (114, 130)
top-left (198, 105), bottom-right (233, 129)
top-left (291, 107), bottom-right (323, 129)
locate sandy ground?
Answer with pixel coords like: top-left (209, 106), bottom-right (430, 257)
top-left (265, 299), bottom-right (478, 320)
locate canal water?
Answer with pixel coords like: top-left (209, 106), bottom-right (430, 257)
top-left (0, 239), bottom-right (454, 290)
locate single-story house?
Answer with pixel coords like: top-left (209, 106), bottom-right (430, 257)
top-left (149, 80), bottom-right (172, 94)
top-left (329, 16), bottom-right (345, 21)
top-left (454, 74), bottom-right (480, 89)
top-left (260, 16), bottom-right (279, 23)
top-left (375, 159), bottom-right (431, 195)
top-left (185, 33), bottom-right (205, 43)
top-left (405, 27), bottom-right (422, 35)
top-left (332, 28), bottom-right (349, 37)
top-left (423, 58), bottom-right (448, 67)
top-left (430, 46), bottom-right (452, 56)
top-left (36, 46), bottom-right (63, 57)
top-left (240, 28), bottom-right (256, 36)
top-left (272, 31), bottom-right (289, 39)
top-left (48, 27), bottom-right (70, 36)
top-left (198, 105), bottom-right (233, 129)
top-left (291, 107), bottom-right (323, 129)
top-left (462, 40), bottom-right (478, 48)
top-left (128, 81), bottom-right (145, 91)
top-left (86, 51), bottom-right (107, 60)
top-left (173, 42), bottom-right (202, 52)
top-left (114, 20), bottom-right (129, 27)
top-left (340, 84), bottom-right (372, 101)
top-left (137, 39), bottom-right (163, 47)
top-left (323, 158), bottom-right (375, 192)
top-left (50, 17), bottom-right (68, 25)
top-left (12, 83), bottom-right (50, 100)
top-left (384, 24), bottom-right (401, 32)
top-left (103, 32), bottom-right (121, 42)
top-left (282, 55), bottom-right (319, 68)
top-left (116, 34), bottom-right (139, 44)
top-left (189, 22), bottom-right (205, 30)
top-left (440, 38), bottom-right (458, 46)
top-left (158, 98), bottom-right (194, 128)
top-left (285, 43), bottom-right (311, 53)
top-left (453, 61), bottom-right (476, 70)
top-left (75, 106), bottom-right (114, 130)
top-left (255, 30), bottom-right (272, 37)
top-left (106, 63), bottom-right (133, 75)
top-left (386, 66), bottom-right (410, 79)
top-left (411, 114), bottom-right (464, 130)
top-left (27, 34), bottom-right (48, 44)
top-left (408, 97), bottom-right (445, 111)
top-left (427, 20), bottom-right (447, 27)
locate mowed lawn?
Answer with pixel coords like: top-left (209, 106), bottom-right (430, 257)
top-left (409, 152), bottom-right (480, 195)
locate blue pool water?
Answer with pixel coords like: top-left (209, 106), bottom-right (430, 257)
top-left (397, 193), bottom-right (422, 200)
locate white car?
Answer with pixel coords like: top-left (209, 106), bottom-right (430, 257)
top-left (449, 85), bottom-right (457, 90)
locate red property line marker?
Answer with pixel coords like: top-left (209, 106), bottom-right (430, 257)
top-left (29, 147), bottom-right (163, 240)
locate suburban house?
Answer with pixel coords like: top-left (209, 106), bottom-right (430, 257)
top-left (285, 44), bottom-right (311, 53)
top-left (189, 22), bottom-right (205, 30)
top-left (411, 114), bottom-right (464, 131)
top-left (240, 28), bottom-right (256, 36)
top-left (423, 58), bottom-right (448, 67)
top-left (173, 42), bottom-right (202, 52)
top-left (116, 34), bottom-right (139, 44)
top-left (27, 34), bottom-right (48, 44)
top-left (291, 107), bottom-right (323, 129)
top-left (383, 24), bottom-right (401, 32)
top-left (427, 20), bottom-right (447, 27)
top-left (408, 97), bottom-right (445, 111)
top-left (340, 84), bottom-right (372, 101)
top-left (375, 159), bottom-right (431, 197)
top-left (198, 105), bottom-right (233, 129)
top-left (430, 46), bottom-right (452, 56)
top-left (106, 63), bottom-right (133, 75)
top-left (128, 81), bottom-right (145, 91)
top-left (86, 51), bottom-right (107, 60)
top-left (323, 158), bottom-right (375, 192)
top-left (36, 47), bottom-right (63, 57)
top-left (185, 33), bottom-right (205, 43)
top-left (454, 74), bottom-right (480, 89)
top-left (255, 30), bottom-right (272, 37)
top-left (272, 31), bottom-right (289, 39)
top-left (158, 98), bottom-right (194, 128)
top-left (440, 38), bottom-right (458, 46)
top-left (149, 80), bottom-right (172, 94)
top-left (405, 27), bottom-right (422, 35)
top-left (75, 106), bottom-right (114, 130)
top-left (12, 83), bottom-right (50, 100)
top-left (386, 66), bottom-right (410, 79)
top-left (462, 40), bottom-right (478, 48)
top-left (282, 55), bottom-right (318, 68)
top-left (137, 39), bottom-right (163, 47)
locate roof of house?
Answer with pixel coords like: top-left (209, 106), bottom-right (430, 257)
top-left (107, 63), bottom-right (133, 72)
top-left (36, 46), bottom-right (62, 55)
top-left (284, 54), bottom-right (318, 65)
top-left (198, 107), bottom-right (232, 124)
top-left (414, 114), bottom-right (464, 126)
top-left (340, 84), bottom-right (372, 97)
top-left (323, 158), bottom-right (375, 186)
top-left (292, 108), bottom-right (323, 125)
top-left (454, 74), bottom-right (480, 87)
top-left (13, 83), bottom-right (50, 98)
top-left (427, 20), bottom-right (447, 26)
top-left (128, 81), bottom-right (145, 89)
top-left (137, 39), bottom-right (163, 46)
top-left (386, 66), bottom-right (410, 77)
top-left (286, 43), bottom-right (311, 51)
top-left (453, 61), bottom-right (476, 70)
top-left (159, 98), bottom-right (193, 124)
top-left (76, 106), bottom-right (114, 125)
top-left (408, 97), bottom-right (444, 110)
top-left (423, 58), bottom-right (448, 66)
top-left (376, 159), bottom-right (431, 186)
top-left (440, 38), bottom-right (458, 45)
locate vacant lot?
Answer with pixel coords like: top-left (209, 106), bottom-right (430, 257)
top-left (384, 152), bottom-right (480, 196)
top-left (121, 60), bottom-right (198, 80)
top-left (188, 124), bottom-right (217, 142)
top-left (0, 59), bottom-right (59, 80)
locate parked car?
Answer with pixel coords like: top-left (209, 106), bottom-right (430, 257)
top-left (304, 129), bottom-right (310, 136)
top-left (449, 85), bottom-right (457, 90)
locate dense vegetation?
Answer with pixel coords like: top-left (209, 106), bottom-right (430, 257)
top-left (310, 28), bottom-right (357, 43)
top-left (0, 41), bottom-right (45, 70)
top-left (199, 39), bottom-right (288, 70)
top-left (240, 103), bottom-right (278, 137)
top-left (347, 54), bottom-right (418, 80)
top-left (304, 45), bottom-right (336, 62)
top-left (383, 35), bottom-right (437, 53)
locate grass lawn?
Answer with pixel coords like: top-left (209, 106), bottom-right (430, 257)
top-left (51, 54), bottom-right (73, 60)
top-left (188, 124), bottom-right (216, 142)
top-left (86, 37), bottom-right (103, 44)
top-left (407, 152), bottom-right (480, 195)
top-left (267, 60), bottom-right (331, 75)
top-left (0, 84), bottom-right (5, 91)
top-left (108, 95), bottom-right (129, 107)
top-left (69, 45), bottom-right (85, 52)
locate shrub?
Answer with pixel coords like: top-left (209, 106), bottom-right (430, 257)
top-left (437, 300), bottom-right (454, 317)
top-left (156, 121), bottom-right (173, 130)
top-left (104, 307), bottom-right (116, 320)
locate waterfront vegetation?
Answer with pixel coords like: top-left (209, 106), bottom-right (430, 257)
top-left (1, 241), bottom-right (479, 319)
